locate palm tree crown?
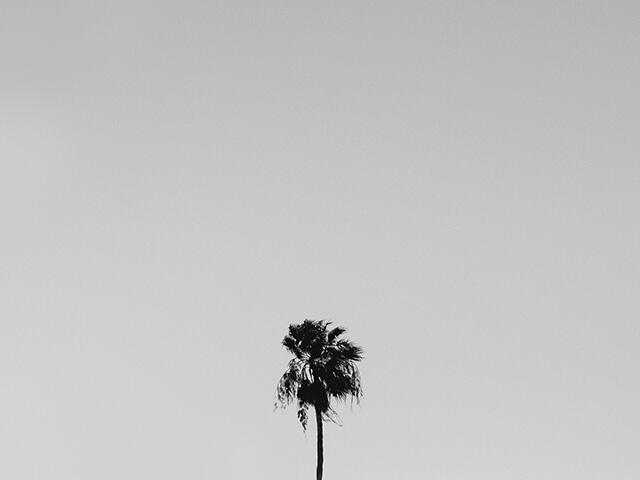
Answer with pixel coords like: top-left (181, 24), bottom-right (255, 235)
top-left (276, 319), bottom-right (363, 430)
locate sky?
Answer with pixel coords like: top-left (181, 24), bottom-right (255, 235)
top-left (1, 1), bottom-right (639, 479)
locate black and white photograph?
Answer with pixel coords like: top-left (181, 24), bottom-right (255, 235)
top-left (2, 2), bottom-right (638, 479)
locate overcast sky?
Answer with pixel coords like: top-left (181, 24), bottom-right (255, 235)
top-left (1, 1), bottom-right (639, 479)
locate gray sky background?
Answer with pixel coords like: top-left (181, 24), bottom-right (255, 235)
top-left (1, 1), bottom-right (639, 479)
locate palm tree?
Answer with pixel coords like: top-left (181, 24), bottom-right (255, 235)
top-left (276, 319), bottom-right (363, 480)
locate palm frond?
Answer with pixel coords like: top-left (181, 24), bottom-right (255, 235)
top-left (336, 339), bottom-right (364, 361)
top-left (327, 326), bottom-right (346, 343)
top-left (282, 335), bottom-right (306, 360)
top-left (297, 401), bottom-right (309, 430)
top-left (276, 359), bottom-right (304, 407)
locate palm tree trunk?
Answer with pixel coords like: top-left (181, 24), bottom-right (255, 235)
top-left (315, 405), bottom-right (323, 480)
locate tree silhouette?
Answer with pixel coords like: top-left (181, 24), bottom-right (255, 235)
top-left (276, 319), bottom-right (363, 480)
